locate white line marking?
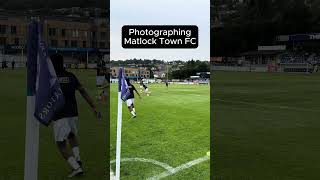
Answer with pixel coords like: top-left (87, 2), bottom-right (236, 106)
top-left (110, 157), bottom-right (175, 173)
top-left (147, 155), bottom-right (210, 180)
top-left (110, 156), bottom-right (209, 179)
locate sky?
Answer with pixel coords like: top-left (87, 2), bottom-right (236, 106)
top-left (110, 0), bottom-right (210, 61)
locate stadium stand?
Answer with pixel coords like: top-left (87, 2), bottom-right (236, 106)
top-left (280, 52), bottom-right (306, 64)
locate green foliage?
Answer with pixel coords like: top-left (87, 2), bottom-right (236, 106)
top-left (170, 60), bottom-right (209, 80)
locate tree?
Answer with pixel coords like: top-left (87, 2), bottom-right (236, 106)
top-left (169, 61), bottom-right (209, 80)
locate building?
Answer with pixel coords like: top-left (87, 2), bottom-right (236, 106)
top-left (44, 17), bottom-right (109, 49)
top-left (0, 15), bottom-right (27, 47)
top-left (152, 64), bottom-right (167, 79)
top-left (111, 67), bottom-right (151, 79)
top-left (0, 9), bottom-right (109, 66)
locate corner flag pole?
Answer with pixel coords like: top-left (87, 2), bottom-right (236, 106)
top-left (24, 20), bottom-right (39, 180)
top-left (115, 68), bottom-right (124, 180)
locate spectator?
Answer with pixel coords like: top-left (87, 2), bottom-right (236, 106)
top-left (11, 60), bottom-right (15, 70)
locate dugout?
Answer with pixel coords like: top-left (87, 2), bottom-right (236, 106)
top-left (241, 50), bottom-right (283, 72)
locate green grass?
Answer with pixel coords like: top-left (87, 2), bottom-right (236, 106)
top-left (213, 71), bottom-right (320, 180)
top-left (0, 69), bottom-right (107, 180)
top-left (110, 83), bottom-right (210, 179)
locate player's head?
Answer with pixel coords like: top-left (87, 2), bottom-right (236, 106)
top-left (125, 78), bottom-right (131, 85)
top-left (50, 53), bottom-right (64, 73)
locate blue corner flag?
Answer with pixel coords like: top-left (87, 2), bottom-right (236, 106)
top-left (25, 21), bottom-right (65, 180)
top-left (118, 68), bottom-right (131, 101)
top-left (33, 23), bottom-right (65, 126)
top-left (115, 67), bottom-right (130, 180)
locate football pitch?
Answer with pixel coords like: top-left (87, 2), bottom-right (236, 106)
top-left (0, 69), bottom-right (107, 180)
top-left (110, 83), bottom-right (210, 179)
top-left (213, 71), bottom-right (320, 180)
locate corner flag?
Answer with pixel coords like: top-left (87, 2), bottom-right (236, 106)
top-left (34, 24), bottom-right (64, 126)
top-left (24, 20), bottom-right (39, 180)
top-left (24, 20), bottom-right (64, 180)
top-left (115, 68), bottom-right (129, 180)
top-left (120, 69), bottom-right (131, 102)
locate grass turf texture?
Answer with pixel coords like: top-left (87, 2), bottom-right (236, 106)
top-left (213, 71), bottom-right (320, 180)
top-left (110, 83), bottom-right (210, 179)
top-left (0, 69), bottom-right (107, 180)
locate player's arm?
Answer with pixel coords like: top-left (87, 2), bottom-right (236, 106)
top-left (78, 85), bottom-right (101, 119)
top-left (73, 73), bottom-right (100, 118)
top-left (133, 86), bottom-right (141, 98)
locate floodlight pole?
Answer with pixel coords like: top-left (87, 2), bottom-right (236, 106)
top-left (167, 62), bottom-right (169, 83)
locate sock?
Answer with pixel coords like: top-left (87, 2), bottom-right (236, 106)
top-left (67, 156), bottom-right (80, 170)
top-left (131, 111), bottom-right (136, 116)
top-left (72, 147), bottom-right (81, 162)
top-left (132, 108), bottom-right (136, 112)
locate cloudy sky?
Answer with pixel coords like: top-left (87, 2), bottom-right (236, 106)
top-left (110, 0), bottom-right (210, 61)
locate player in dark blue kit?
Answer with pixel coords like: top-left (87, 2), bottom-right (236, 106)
top-left (139, 79), bottom-right (151, 96)
top-left (50, 54), bottom-right (101, 178)
top-left (126, 79), bottom-right (141, 118)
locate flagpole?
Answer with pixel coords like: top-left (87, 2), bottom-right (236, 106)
top-left (24, 97), bottom-right (39, 180)
top-left (115, 68), bottom-right (123, 180)
top-left (115, 91), bottom-right (122, 180)
top-left (24, 19), bottom-right (39, 180)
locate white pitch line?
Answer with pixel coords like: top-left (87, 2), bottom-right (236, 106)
top-left (147, 155), bottom-right (210, 180)
top-left (110, 157), bottom-right (175, 173)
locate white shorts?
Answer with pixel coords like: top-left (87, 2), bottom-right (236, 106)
top-left (53, 117), bottom-right (78, 142)
top-left (145, 88), bottom-right (149, 92)
top-left (126, 98), bottom-right (134, 107)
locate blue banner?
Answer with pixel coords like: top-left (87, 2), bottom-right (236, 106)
top-left (33, 22), bottom-right (65, 126)
top-left (27, 22), bottom-right (38, 96)
top-left (118, 68), bottom-right (131, 101)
